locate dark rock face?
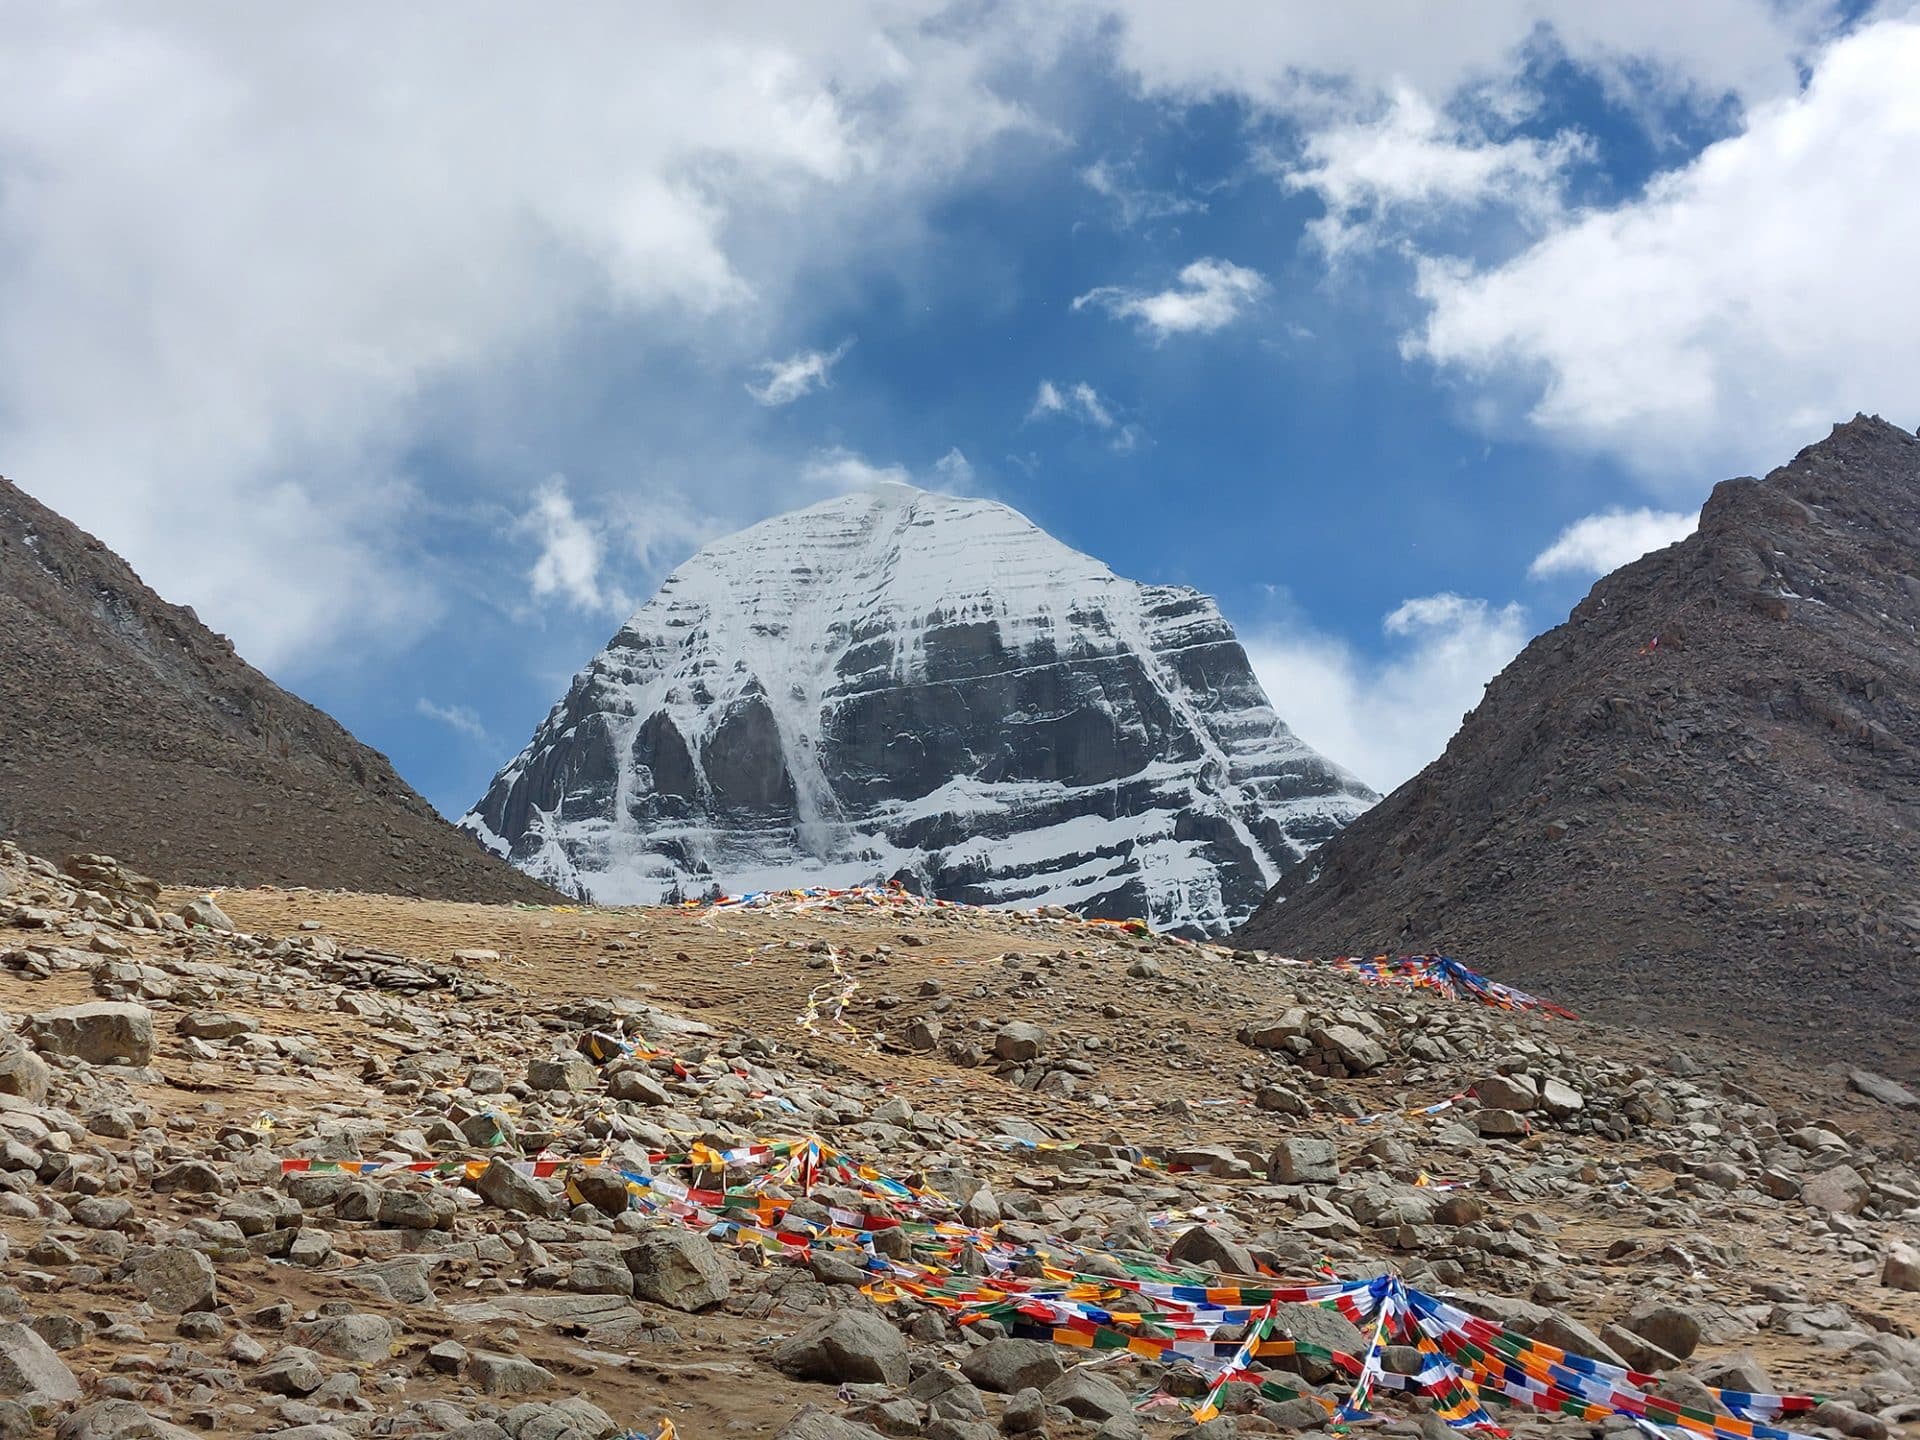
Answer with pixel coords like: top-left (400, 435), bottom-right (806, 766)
top-left (1239, 415), bottom-right (1920, 1077)
top-left (0, 473), bottom-right (556, 902)
top-left (468, 484), bottom-right (1374, 933)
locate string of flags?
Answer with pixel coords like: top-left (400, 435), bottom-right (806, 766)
top-left (1324, 954), bottom-right (1578, 1018)
top-left (277, 1095), bottom-right (1820, 1439)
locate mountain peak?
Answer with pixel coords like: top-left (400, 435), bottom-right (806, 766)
top-left (1239, 415), bottom-right (1920, 1075)
top-left (470, 491), bottom-right (1374, 932)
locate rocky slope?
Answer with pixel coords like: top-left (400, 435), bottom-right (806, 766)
top-left (1240, 416), bottom-right (1920, 1077)
top-left (0, 473), bottom-right (554, 902)
top-left (467, 484), bottom-right (1373, 934)
top-left (1, 841), bottom-right (1917, 1439)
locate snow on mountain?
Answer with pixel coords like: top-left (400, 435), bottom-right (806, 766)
top-left (465, 483), bottom-right (1375, 933)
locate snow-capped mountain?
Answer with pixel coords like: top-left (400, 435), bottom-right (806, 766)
top-left (465, 484), bottom-right (1375, 933)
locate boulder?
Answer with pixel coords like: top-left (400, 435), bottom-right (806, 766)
top-left (287, 1313), bottom-right (394, 1363)
top-left (1313, 1024), bottom-right (1387, 1073)
top-left (468, 1352), bottom-right (554, 1396)
top-left (626, 1227), bottom-right (731, 1311)
top-left (1268, 1137), bottom-right (1338, 1185)
top-left (960, 1337), bottom-right (1065, 1394)
top-left (1475, 1074), bottom-right (1538, 1112)
top-left (24, 1001), bottom-right (154, 1065)
top-left (475, 1157), bottom-right (552, 1216)
top-left (1268, 1303), bottom-right (1369, 1384)
top-left (1167, 1224), bottom-right (1256, 1276)
top-left (1848, 1068), bottom-right (1919, 1110)
top-left (1622, 1302), bottom-right (1702, 1361)
top-left (774, 1405), bottom-right (886, 1440)
top-left (993, 1022), bottom-right (1048, 1063)
top-left (1882, 1242), bottom-right (1920, 1292)
top-left (0, 1043), bottom-right (49, 1104)
top-left (178, 896), bottom-right (235, 931)
top-left (1802, 1164), bottom-right (1869, 1215)
top-left (771, 1309), bottom-right (909, 1386)
top-left (0, 1320), bottom-right (81, 1401)
top-left (1043, 1367), bottom-right (1133, 1420)
top-left (129, 1246), bottom-right (218, 1314)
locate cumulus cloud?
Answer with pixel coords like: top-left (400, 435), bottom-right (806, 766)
top-left (1073, 258), bottom-right (1269, 340)
top-left (0, 6), bottom-right (1029, 670)
top-left (745, 339), bottom-right (855, 406)
top-left (524, 476), bottom-right (630, 616)
top-left (1245, 592), bottom-right (1530, 793)
top-left (1277, 86), bottom-right (1591, 257)
top-left (415, 698), bottom-right (491, 743)
top-left (1529, 507), bottom-right (1698, 579)
top-left (1098, 2), bottom-right (1838, 119)
top-left (1407, 16), bottom-right (1920, 480)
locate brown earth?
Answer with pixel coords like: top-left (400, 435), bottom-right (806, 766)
top-left (0, 472), bottom-right (555, 903)
top-left (4, 848), bottom-right (1920, 1438)
top-left (1241, 416), bottom-right (1920, 1081)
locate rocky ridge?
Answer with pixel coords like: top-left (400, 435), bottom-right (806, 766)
top-left (1241, 417), bottom-right (1920, 1077)
top-left (0, 473), bottom-right (555, 903)
top-left (466, 484), bottom-right (1373, 934)
top-left (2, 841), bottom-right (1919, 1438)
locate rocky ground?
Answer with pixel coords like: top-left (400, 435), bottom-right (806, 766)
top-left (3, 841), bottom-right (1919, 1440)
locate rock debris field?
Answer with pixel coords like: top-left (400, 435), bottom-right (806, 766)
top-left (2, 841), bottom-right (1919, 1440)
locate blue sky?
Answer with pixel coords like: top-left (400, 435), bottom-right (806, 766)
top-left (2, 1), bottom-right (1914, 812)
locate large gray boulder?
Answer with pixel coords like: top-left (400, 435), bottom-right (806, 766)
top-left (960, 1338), bottom-right (1065, 1394)
top-left (0, 1042), bottom-right (49, 1104)
top-left (771, 1308), bottom-right (909, 1386)
top-left (625, 1227), bottom-right (731, 1311)
top-left (128, 1246), bottom-right (218, 1314)
top-left (0, 1320), bottom-right (81, 1401)
top-left (24, 1001), bottom-right (154, 1065)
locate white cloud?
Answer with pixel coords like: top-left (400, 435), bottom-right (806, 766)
top-left (1529, 507), bottom-right (1698, 579)
top-left (524, 476), bottom-right (630, 616)
top-left (1276, 85), bottom-right (1591, 257)
top-left (1080, 157), bottom-right (1206, 227)
top-left (1407, 16), bottom-right (1920, 480)
top-left (415, 697), bottom-right (491, 743)
top-left (930, 448), bottom-right (975, 491)
top-left (1028, 379), bottom-right (1115, 428)
top-left (0, 6), bottom-right (1031, 670)
top-left (1073, 258), bottom-right (1269, 340)
top-left (1245, 592), bottom-right (1530, 793)
top-left (800, 446), bottom-right (914, 493)
top-left (1028, 377), bottom-right (1144, 452)
top-left (745, 339), bottom-right (854, 406)
top-left (1097, 2), bottom-right (1838, 119)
